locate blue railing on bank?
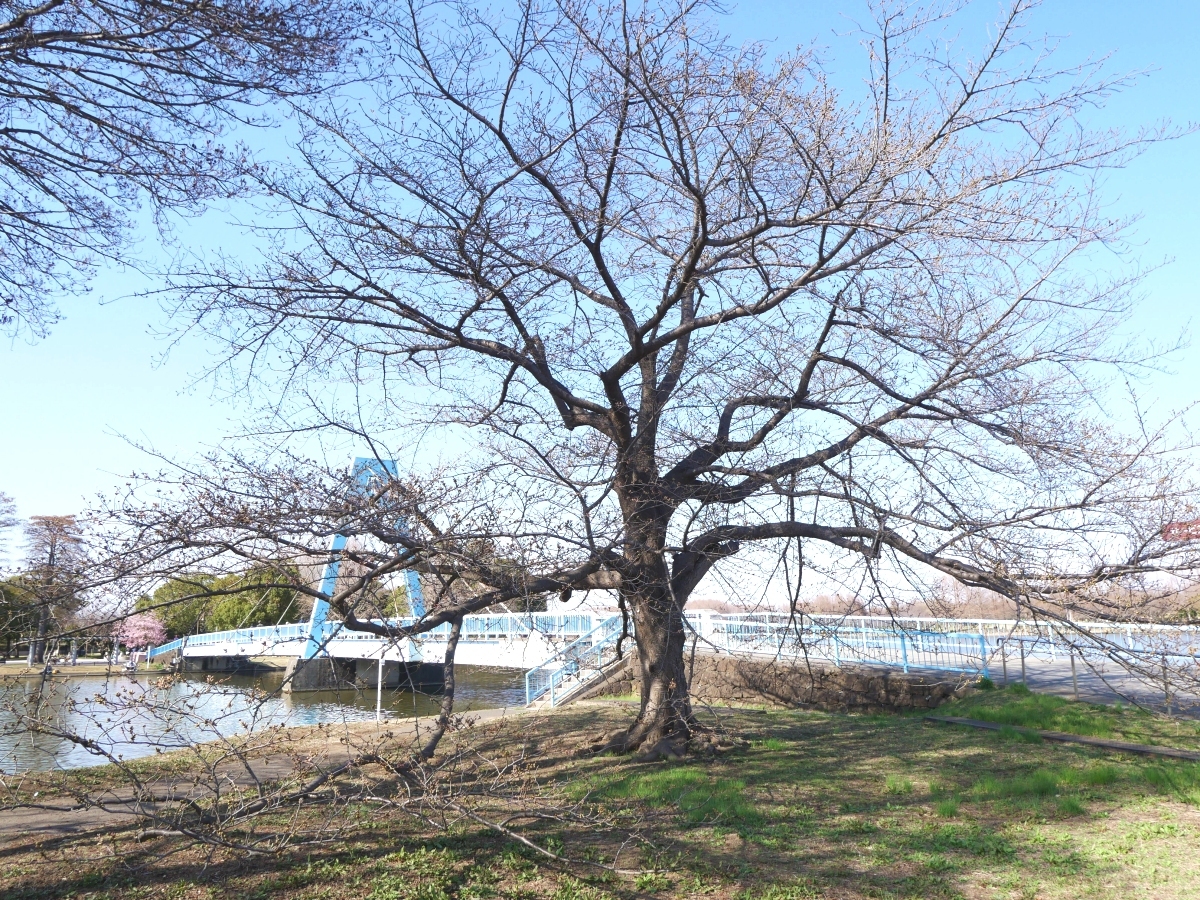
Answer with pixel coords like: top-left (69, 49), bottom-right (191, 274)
top-left (149, 612), bottom-right (1200, 709)
top-left (704, 619), bottom-right (994, 675)
top-left (691, 614), bottom-right (1200, 677)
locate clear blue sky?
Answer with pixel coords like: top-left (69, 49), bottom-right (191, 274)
top-left (1, 0), bottom-right (1198, 562)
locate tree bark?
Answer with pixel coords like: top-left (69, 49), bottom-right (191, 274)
top-left (621, 578), bottom-right (693, 756)
top-left (601, 494), bottom-right (695, 756)
top-left (32, 530), bottom-right (59, 665)
top-left (420, 616), bottom-right (462, 759)
top-left (33, 602), bottom-right (49, 665)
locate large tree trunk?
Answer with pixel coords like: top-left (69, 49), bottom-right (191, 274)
top-left (598, 496), bottom-right (696, 757)
top-left (621, 576), bottom-right (693, 756)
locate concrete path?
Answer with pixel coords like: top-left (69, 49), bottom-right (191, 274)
top-left (0, 753), bottom-right (303, 842)
top-left (0, 659), bottom-right (139, 680)
top-left (1000, 656), bottom-right (1199, 716)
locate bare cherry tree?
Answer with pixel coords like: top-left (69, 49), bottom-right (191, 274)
top-left (0, 0), bottom-right (360, 338)
top-left (157, 0), bottom-right (1199, 754)
top-left (22, 515), bottom-right (85, 664)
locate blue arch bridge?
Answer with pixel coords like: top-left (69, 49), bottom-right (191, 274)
top-left (146, 460), bottom-right (1200, 708)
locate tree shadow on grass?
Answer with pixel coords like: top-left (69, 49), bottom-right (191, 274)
top-left (558, 700), bottom-right (1200, 898)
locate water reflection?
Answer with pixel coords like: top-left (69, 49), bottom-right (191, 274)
top-left (0, 666), bottom-right (526, 773)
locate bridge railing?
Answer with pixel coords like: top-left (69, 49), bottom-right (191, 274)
top-left (686, 614), bottom-right (1200, 676)
top-left (147, 637), bottom-right (185, 659)
top-left (176, 623), bottom-right (311, 650)
top-left (413, 613), bottom-right (597, 640)
top-left (148, 613), bottom-right (600, 659)
top-left (147, 625), bottom-right (311, 659)
top-left (693, 613), bottom-right (1200, 640)
top-left (149, 609), bottom-right (1200, 693)
top-left (697, 618), bottom-right (994, 675)
top-left (317, 613), bottom-right (597, 641)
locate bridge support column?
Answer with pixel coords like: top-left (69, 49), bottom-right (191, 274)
top-left (358, 659), bottom-right (403, 689)
top-left (180, 655), bottom-right (286, 675)
top-left (182, 656), bottom-right (245, 674)
top-left (400, 662), bottom-right (445, 693)
top-left (283, 658), bottom-right (446, 693)
top-left (283, 656), bottom-right (358, 692)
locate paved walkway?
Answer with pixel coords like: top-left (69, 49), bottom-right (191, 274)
top-left (1002, 656), bottom-right (1199, 716)
top-left (0, 660), bottom-right (136, 680)
top-left (0, 753), bottom-right (303, 842)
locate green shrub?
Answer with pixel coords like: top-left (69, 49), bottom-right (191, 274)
top-left (553, 877), bottom-right (608, 900)
top-left (997, 724), bottom-right (1043, 744)
top-left (1057, 798), bottom-right (1085, 816)
top-left (1140, 763), bottom-right (1200, 802)
top-left (634, 873), bottom-right (671, 892)
top-left (959, 691), bottom-right (1115, 737)
top-left (752, 737), bottom-right (788, 752)
top-left (737, 881), bottom-right (821, 900)
top-left (369, 876), bottom-right (451, 900)
top-left (1076, 765), bottom-right (1119, 787)
top-left (973, 768), bottom-right (1059, 800)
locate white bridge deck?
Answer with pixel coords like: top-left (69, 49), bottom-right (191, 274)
top-left (148, 614), bottom-right (597, 671)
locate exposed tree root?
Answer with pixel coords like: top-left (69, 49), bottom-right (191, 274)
top-left (587, 714), bottom-right (739, 761)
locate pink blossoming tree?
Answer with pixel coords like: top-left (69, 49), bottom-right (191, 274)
top-left (115, 613), bottom-right (167, 651)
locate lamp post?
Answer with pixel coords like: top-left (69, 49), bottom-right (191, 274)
top-left (376, 649), bottom-right (385, 723)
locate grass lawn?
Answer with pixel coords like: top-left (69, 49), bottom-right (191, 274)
top-left (3, 685), bottom-right (1200, 900)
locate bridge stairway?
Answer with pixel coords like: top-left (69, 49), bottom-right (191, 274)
top-left (524, 616), bottom-right (626, 708)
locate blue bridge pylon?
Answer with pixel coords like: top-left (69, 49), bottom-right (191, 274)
top-left (302, 457), bottom-right (426, 659)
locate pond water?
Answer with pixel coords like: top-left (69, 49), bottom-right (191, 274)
top-left (0, 666), bottom-right (526, 773)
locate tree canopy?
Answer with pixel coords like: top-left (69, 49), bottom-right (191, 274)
top-left (0, 491), bottom-right (17, 553)
top-left (23, 514), bottom-right (86, 662)
top-left (0, 0), bottom-right (358, 338)
top-left (115, 612), bottom-right (166, 650)
top-left (0, 576), bottom-right (37, 649)
top-left (98, 0), bottom-right (1200, 755)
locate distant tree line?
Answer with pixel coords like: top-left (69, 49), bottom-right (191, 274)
top-left (134, 566), bottom-right (306, 639)
top-left (0, 496), bottom-right (316, 655)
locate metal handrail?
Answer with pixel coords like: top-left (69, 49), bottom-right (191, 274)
top-left (146, 637), bottom-right (185, 659)
top-left (147, 613), bottom-right (599, 658)
top-left (147, 611), bottom-right (1199, 704)
top-left (525, 616), bottom-right (623, 705)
